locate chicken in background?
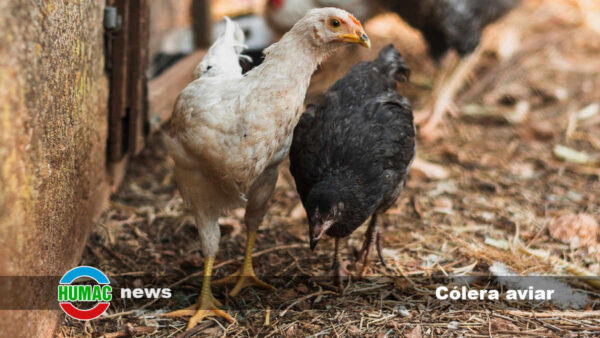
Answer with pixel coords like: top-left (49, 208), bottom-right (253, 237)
top-left (389, 0), bottom-right (522, 140)
top-left (193, 17), bottom-right (249, 78)
top-left (150, 14), bottom-right (274, 77)
top-left (163, 8), bottom-right (370, 329)
top-left (289, 45), bottom-right (415, 285)
top-left (211, 14), bottom-right (275, 71)
top-left (264, 0), bottom-right (522, 141)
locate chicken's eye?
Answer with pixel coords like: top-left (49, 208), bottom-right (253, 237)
top-left (329, 18), bottom-right (341, 28)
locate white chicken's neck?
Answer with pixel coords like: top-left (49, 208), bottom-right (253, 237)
top-left (248, 29), bottom-right (334, 93)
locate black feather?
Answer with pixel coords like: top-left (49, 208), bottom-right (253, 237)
top-left (374, 45), bottom-right (411, 84)
top-left (289, 45), bottom-right (416, 239)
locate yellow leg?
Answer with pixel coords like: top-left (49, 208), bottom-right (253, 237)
top-left (161, 256), bottom-right (234, 330)
top-left (213, 230), bottom-right (276, 297)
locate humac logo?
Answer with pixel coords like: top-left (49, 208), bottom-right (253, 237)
top-left (57, 266), bottom-right (112, 320)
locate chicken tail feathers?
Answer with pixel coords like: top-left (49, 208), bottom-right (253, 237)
top-left (376, 44), bottom-right (410, 83)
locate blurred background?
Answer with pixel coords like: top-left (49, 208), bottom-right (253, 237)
top-left (71, 0), bottom-right (600, 336)
top-left (1, 0), bottom-right (599, 337)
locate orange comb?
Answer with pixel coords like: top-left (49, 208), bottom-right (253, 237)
top-left (348, 14), bottom-right (362, 28)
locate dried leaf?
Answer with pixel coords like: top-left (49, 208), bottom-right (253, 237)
top-left (348, 325), bottom-right (361, 336)
top-left (296, 283), bottom-right (309, 294)
top-left (406, 325), bottom-right (421, 338)
top-left (553, 145), bottom-right (597, 165)
top-left (485, 237), bottom-right (511, 250)
top-left (432, 197), bottom-right (453, 215)
top-left (578, 103), bottom-right (599, 121)
top-left (506, 100), bottom-right (530, 124)
top-left (496, 26), bottom-right (521, 60)
top-left (548, 213), bottom-right (598, 247)
top-left (530, 121), bottom-right (555, 140)
top-left (462, 104), bottom-right (506, 122)
top-left (410, 158), bottom-right (450, 180)
top-left (490, 318), bottom-right (520, 333)
top-left (509, 162), bottom-right (536, 179)
top-left (281, 289), bottom-right (297, 301)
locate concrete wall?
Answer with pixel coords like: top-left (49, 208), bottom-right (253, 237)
top-left (0, 0), bottom-right (109, 336)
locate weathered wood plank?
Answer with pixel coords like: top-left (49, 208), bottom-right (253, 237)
top-left (192, 0), bottom-right (212, 48)
top-left (127, 0), bottom-right (150, 156)
top-left (108, 0), bottom-right (130, 161)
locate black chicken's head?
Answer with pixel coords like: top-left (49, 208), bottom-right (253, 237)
top-left (305, 188), bottom-right (345, 251)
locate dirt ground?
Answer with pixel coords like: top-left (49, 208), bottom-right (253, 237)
top-left (59, 0), bottom-right (600, 336)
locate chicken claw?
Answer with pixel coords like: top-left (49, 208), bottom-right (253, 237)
top-left (214, 269), bottom-right (276, 297)
top-left (162, 297), bottom-right (233, 330)
top-left (213, 230), bottom-right (276, 297)
top-left (161, 257), bottom-right (234, 330)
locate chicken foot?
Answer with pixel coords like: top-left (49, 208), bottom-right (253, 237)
top-left (213, 163), bottom-right (279, 296)
top-left (161, 256), bottom-right (234, 330)
top-left (358, 214), bottom-right (387, 275)
top-left (213, 229), bottom-right (276, 296)
top-left (214, 164), bottom-right (282, 297)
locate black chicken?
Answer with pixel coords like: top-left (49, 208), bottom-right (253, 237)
top-left (289, 45), bottom-right (416, 281)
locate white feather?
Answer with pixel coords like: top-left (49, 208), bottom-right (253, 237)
top-left (194, 17), bottom-right (247, 79)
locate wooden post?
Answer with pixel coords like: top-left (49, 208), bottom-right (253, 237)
top-left (108, 0), bottom-right (130, 162)
top-left (127, 0), bottom-right (150, 156)
top-left (192, 0), bottom-right (212, 49)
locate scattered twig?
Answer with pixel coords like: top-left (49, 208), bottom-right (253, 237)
top-left (279, 291), bottom-right (336, 317)
top-left (100, 324), bottom-right (157, 338)
top-left (170, 243), bottom-right (306, 289)
top-left (517, 244), bottom-right (600, 289)
top-left (504, 310), bottom-right (600, 319)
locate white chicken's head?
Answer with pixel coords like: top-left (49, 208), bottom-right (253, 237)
top-left (294, 7), bottom-right (370, 49)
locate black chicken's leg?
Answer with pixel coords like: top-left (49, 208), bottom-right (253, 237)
top-left (331, 237), bottom-right (349, 287)
top-left (375, 224), bottom-right (387, 268)
top-left (358, 214), bottom-right (379, 275)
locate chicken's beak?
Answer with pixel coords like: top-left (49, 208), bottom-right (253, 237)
top-left (339, 31), bottom-right (371, 48)
top-left (309, 219), bottom-right (335, 251)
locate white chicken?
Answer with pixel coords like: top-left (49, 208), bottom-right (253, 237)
top-left (163, 8), bottom-right (370, 330)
